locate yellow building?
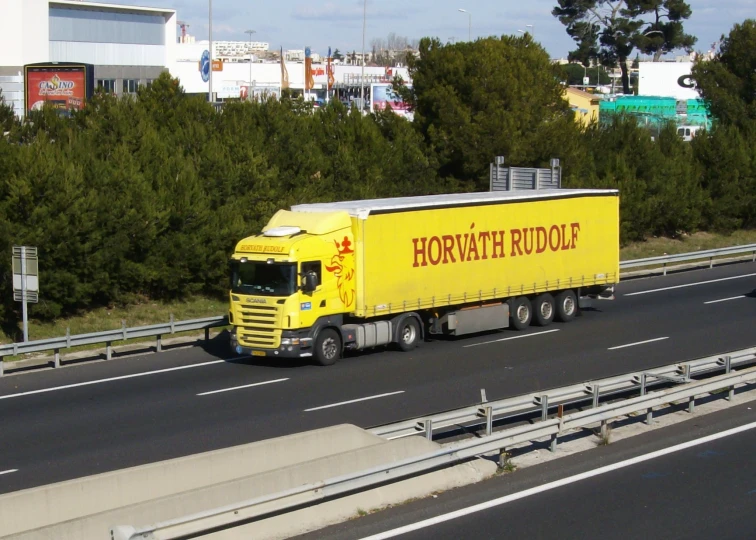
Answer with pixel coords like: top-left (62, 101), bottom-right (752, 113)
top-left (564, 87), bottom-right (600, 126)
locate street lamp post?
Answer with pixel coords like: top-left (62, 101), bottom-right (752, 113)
top-left (360, 0), bottom-right (366, 111)
top-left (526, 24), bottom-right (534, 37)
top-left (458, 9), bottom-right (471, 42)
top-left (245, 29), bottom-right (256, 100)
top-left (208, 0), bottom-right (213, 103)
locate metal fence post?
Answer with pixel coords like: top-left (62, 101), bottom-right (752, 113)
top-left (485, 406), bottom-right (493, 437)
top-left (54, 348), bottom-right (60, 369)
top-left (688, 394), bottom-right (695, 414)
top-left (156, 335), bottom-right (162, 353)
top-left (539, 395), bottom-right (549, 421)
top-left (205, 328), bottom-right (210, 341)
top-left (592, 384), bottom-right (600, 408)
top-left (106, 342), bottom-right (112, 361)
top-left (724, 356), bottom-right (734, 401)
top-left (424, 419), bottom-right (433, 440)
top-left (0, 358), bottom-right (4, 377)
top-left (170, 314), bottom-right (175, 334)
top-left (641, 373), bottom-right (653, 424)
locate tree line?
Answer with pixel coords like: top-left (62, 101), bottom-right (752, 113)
top-left (0, 20), bottom-right (754, 330)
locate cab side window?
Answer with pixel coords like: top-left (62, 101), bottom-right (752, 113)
top-left (301, 261), bottom-right (322, 288)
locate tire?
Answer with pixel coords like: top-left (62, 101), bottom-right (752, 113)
top-left (533, 293), bottom-right (555, 327)
top-left (555, 290), bottom-right (578, 323)
top-left (314, 328), bottom-right (341, 366)
top-left (510, 297), bottom-right (532, 330)
top-left (397, 317), bottom-right (421, 352)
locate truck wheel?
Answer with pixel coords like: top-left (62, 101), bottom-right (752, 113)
top-left (555, 290), bottom-right (577, 322)
top-left (314, 328), bottom-right (341, 366)
top-left (510, 297), bottom-right (532, 330)
top-left (533, 293), bottom-right (555, 326)
top-left (397, 317), bottom-right (421, 352)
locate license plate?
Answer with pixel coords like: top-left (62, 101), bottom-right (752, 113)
top-left (252, 351), bottom-right (266, 357)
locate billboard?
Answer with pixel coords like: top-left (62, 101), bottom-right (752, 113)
top-left (370, 83), bottom-right (413, 120)
top-left (24, 63), bottom-right (94, 113)
top-left (637, 62), bottom-right (699, 100)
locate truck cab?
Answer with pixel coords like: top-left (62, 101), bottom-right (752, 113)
top-left (228, 209), bottom-right (355, 364)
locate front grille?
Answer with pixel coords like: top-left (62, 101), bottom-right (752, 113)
top-left (237, 303), bottom-right (281, 348)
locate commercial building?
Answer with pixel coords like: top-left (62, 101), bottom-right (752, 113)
top-left (0, 0), bottom-right (176, 115)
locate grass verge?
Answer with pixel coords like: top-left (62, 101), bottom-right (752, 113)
top-left (1, 297), bottom-right (230, 363)
top-left (620, 230), bottom-right (756, 260)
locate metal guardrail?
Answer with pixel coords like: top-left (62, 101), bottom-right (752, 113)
top-left (0, 316), bottom-right (227, 376)
top-left (1, 243), bottom-right (754, 376)
top-left (620, 243), bottom-right (756, 275)
top-left (112, 359), bottom-right (756, 540)
top-left (368, 347), bottom-right (756, 440)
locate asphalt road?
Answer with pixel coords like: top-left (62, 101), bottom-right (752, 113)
top-left (0, 264), bottom-right (754, 494)
top-left (300, 401), bottom-right (756, 540)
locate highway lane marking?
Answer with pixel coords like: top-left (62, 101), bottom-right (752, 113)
top-left (608, 337), bottom-right (669, 350)
top-left (0, 358), bottom-right (244, 401)
top-left (0, 469), bottom-right (18, 476)
top-left (624, 273), bottom-right (756, 296)
top-left (359, 421), bottom-right (756, 540)
top-left (463, 329), bottom-right (560, 348)
top-left (704, 295), bottom-right (746, 305)
top-left (197, 378), bottom-right (289, 396)
top-left (305, 391), bottom-right (405, 412)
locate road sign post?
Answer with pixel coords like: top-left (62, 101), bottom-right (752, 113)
top-left (12, 246), bottom-right (39, 342)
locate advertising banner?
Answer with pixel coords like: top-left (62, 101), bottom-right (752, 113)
top-left (24, 64), bottom-right (92, 113)
top-left (304, 46), bottom-right (314, 90)
top-left (638, 61), bottom-right (699, 100)
top-left (370, 83), bottom-right (413, 120)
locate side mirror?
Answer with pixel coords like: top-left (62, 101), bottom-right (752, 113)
top-left (301, 271), bottom-right (318, 293)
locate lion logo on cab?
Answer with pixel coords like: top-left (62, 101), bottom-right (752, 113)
top-left (326, 236), bottom-right (356, 307)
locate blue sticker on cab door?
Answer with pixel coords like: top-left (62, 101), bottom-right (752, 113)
top-left (301, 302), bottom-right (312, 311)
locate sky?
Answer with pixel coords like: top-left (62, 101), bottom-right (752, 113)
top-left (112, 0), bottom-right (752, 59)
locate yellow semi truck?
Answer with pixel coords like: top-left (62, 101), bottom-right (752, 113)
top-left (229, 190), bottom-right (619, 365)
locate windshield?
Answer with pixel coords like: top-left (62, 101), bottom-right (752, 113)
top-left (230, 261), bottom-right (297, 297)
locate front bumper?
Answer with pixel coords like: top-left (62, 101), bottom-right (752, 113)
top-left (230, 329), bottom-right (313, 359)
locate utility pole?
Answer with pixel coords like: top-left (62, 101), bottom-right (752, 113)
top-left (458, 9), bottom-right (471, 42)
top-left (208, 0), bottom-right (213, 103)
top-left (245, 29), bottom-right (256, 100)
top-left (360, 0), bottom-right (366, 111)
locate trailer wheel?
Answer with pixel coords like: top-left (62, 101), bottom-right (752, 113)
top-left (314, 328), bottom-right (341, 366)
top-left (510, 297), bottom-right (532, 330)
top-left (533, 293), bottom-right (555, 327)
top-left (397, 317), bottom-right (421, 352)
top-left (555, 290), bottom-right (577, 322)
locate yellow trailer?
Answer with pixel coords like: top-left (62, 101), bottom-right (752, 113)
top-left (229, 190), bottom-right (619, 365)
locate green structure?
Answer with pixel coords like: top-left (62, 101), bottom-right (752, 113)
top-left (600, 96), bottom-right (711, 129)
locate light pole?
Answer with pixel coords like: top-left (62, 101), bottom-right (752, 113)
top-left (208, 0), bottom-right (213, 103)
top-left (526, 24), bottom-right (534, 37)
top-left (245, 29), bottom-right (256, 100)
top-left (360, 0), bottom-right (366, 111)
top-left (457, 9), bottom-right (471, 42)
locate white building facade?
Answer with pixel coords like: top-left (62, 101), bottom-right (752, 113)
top-left (0, 0), bottom-right (176, 115)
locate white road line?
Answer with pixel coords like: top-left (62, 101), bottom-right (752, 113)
top-left (607, 337), bottom-right (668, 350)
top-left (0, 358), bottom-right (243, 401)
top-left (704, 295), bottom-right (746, 305)
top-left (360, 421), bottom-right (756, 540)
top-left (197, 378), bottom-right (289, 396)
top-left (0, 469), bottom-right (18, 476)
top-left (304, 391), bottom-right (405, 412)
top-left (463, 329), bottom-right (560, 348)
top-left (625, 273), bottom-right (756, 297)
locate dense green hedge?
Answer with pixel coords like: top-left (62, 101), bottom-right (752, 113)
top-left (0, 26), bottom-right (754, 329)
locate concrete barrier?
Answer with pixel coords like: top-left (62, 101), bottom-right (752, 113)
top-left (3, 426), bottom-right (495, 540)
top-left (0, 424), bottom-right (382, 538)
